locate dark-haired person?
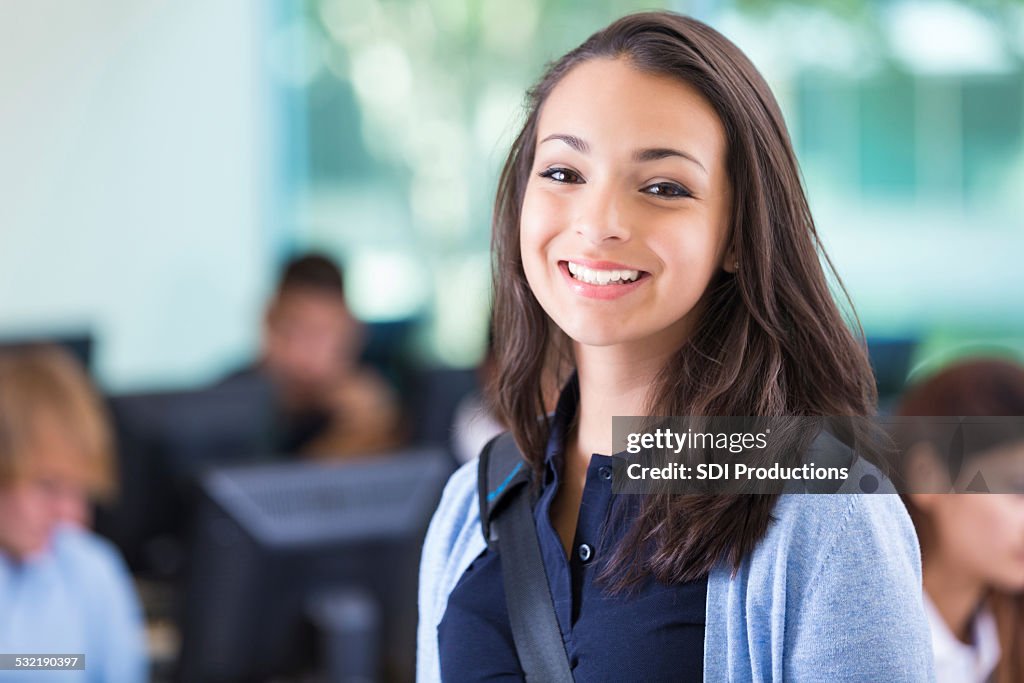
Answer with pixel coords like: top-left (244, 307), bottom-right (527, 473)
top-left (227, 253), bottom-right (403, 457)
top-left (0, 346), bottom-right (146, 683)
top-left (895, 358), bottom-right (1024, 683)
top-left (417, 11), bottom-right (933, 682)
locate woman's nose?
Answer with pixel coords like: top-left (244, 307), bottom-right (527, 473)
top-left (573, 185), bottom-right (631, 244)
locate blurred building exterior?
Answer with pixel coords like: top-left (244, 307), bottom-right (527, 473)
top-left (1, 0), bottom-right (1022, 391)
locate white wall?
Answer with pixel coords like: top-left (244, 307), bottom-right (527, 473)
top-left (0, 0), bottom-right (275, 390)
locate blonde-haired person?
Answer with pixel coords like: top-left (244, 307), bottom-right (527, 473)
top-left (0, 345), bottom-right (147, 683)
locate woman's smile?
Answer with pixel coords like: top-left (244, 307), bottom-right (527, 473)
top-left (558, 259), bottom-right (651, 300)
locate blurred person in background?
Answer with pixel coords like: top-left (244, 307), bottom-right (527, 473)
top-left (0, 345), bottom-right (146, 683)
top-left (225, 252), bottom-right (403, 457)
top-left (896, 358), bottom-right (1024, 683)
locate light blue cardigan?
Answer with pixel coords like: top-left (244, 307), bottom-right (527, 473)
top-left (417, 457), bottom-right (936, 682)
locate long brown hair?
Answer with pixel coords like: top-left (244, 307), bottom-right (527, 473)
top-left (490, 11), bottom-right (877, 587)
top-left (894, 358), bottom-right (1024, 683)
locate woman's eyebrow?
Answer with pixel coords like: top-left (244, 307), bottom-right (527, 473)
top-left (539, 133), bottom-right (589, 154)
top-left (633, 147), bottom-right (707, 174)
top-left (539, 134), bottom-right (707, 175)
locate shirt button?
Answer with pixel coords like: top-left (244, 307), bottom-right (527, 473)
top-left (577, 543), bottom-right (593, 563)
top-left (598, 465), bottom-right (613, 481)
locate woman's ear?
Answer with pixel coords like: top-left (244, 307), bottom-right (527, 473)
top-left (722, 241), bottom-right (739, 274)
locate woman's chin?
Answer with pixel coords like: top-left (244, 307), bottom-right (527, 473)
top-left (563, 324), bottom-right (649, 349)
top-left (3, 538), bottom-right (50, 562)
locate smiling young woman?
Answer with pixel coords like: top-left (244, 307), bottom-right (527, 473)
top-left (519, 58), bottom-right (737, 565)
top-left (418, 11), bottom-right (934, 682)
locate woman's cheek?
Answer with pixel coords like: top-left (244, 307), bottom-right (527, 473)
top-left (988, 496), bottom-right (1024, 570)
top-left (520, 196), bottom-right (565, 271)
top-left (952, 497), bottom-right (1024, 586)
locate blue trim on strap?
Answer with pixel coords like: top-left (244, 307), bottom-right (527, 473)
top-left (487, 461), bottom-right (523, 503)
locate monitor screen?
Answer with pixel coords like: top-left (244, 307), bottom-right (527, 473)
top-left (177, 447), bottom-right (452, 683)
top-left (98, 376), bottom-right (277, 577)
top-left (0, 332), bottom-right (93, 372)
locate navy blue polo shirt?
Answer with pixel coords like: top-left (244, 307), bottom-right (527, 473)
top-left (438, 374), bottom-right (707, 682)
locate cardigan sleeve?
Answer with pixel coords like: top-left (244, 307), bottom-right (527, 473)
top-left (417, 459), bottom-right (485, 683)
top-left (784, 494), bottom-right (936, 682)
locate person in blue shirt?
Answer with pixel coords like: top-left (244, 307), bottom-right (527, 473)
top-left (419, 10), bottom-right (934, 682)
top-left (0, 345), bottom-right (147, 683)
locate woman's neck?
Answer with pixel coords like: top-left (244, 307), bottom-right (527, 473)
top-left (571, 342), bottom-right (674, 460)
top-left (923, 560), bottom-right (988, 644)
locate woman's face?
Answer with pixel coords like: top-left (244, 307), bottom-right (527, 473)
top-left (0, 430), bottom-right (92, 561)
top-left (263, 288), bottom-right (360, 399)
top-left (520, 57), bottom-right (733, 356)
top-left (912, 441), bottom-right (1024, 592)
top-left (928, 494), bottom-right (1024, 593)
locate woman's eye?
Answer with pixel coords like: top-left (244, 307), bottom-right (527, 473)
top-left (643, 182), bottom-right (691, 199)
top-left (539, 167), bottom-right (583, 184)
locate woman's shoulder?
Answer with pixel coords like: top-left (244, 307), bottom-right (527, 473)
top-left (428, 457), bottom-right (482, 542)
top-left (714, 490), bottom-right (920, 593)
top-left (770, 489), bottom-right (916, 548)
top-left (705, 493), bottom-right (932, 680)
top-left (749, 484), bottom-right (918, 585)
top-left (755, 432), bottom-right (917, 585)
top-left (52, 525), bottom-right (132, 581)
top-left (50, 527), bottom-right (147, 682)
top-left (51, 526), bottom-right (140, 609)
top-left (418, 457), bottom-right (489, 682)
top-left (419, 458), bottom-right (487, 599)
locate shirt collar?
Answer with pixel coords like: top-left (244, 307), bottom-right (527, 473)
top-left (543, 371), bottom-right (581, 476)
top-left (923, 592), bottom-right (1001, 683)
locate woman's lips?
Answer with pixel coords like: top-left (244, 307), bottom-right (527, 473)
top-left (566, 257), bottom-right (642, 271)
top-left (558, 260), bottom-right (650, 300)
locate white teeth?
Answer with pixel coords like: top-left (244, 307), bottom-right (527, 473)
top-left (566, 262), bottom-right (641, 286)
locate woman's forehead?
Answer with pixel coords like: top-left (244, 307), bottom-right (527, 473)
top-left (535, 57), bottom-right (726, 168)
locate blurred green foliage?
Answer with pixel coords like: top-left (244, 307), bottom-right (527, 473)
top-left (275, 0), bottom-right (1024, 371)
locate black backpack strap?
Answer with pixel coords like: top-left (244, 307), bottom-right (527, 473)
top-left (476, 432), bottom-right (575, 683)
top-left (478, 432), bottom-right (532, 548)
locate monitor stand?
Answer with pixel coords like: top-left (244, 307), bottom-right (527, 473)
top-left (306, 588), bottom-right (381, 683)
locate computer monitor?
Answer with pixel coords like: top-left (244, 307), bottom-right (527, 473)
top-left (97, 375), bottom-right (277, 578)
top-left (0, 331), bottom-right (94, 372)
top-left (176, 447), bottom-right (452, 683)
